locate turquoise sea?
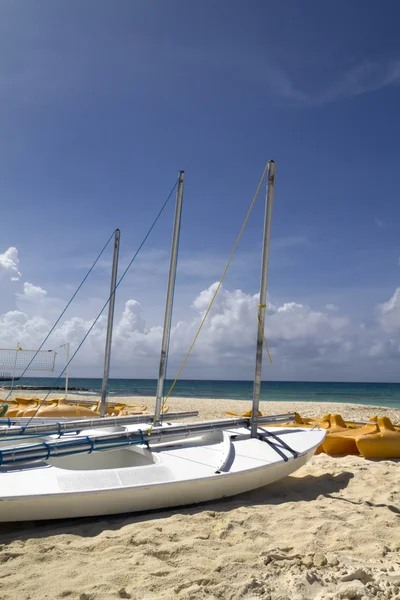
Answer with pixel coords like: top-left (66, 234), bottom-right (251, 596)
top-left (7, 378), bottom-right (400, 409)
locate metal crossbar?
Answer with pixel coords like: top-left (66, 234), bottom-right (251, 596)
top-left (0, 411), bottom-right (200, 438)
top-left (0, 414), bottom-right (298, 466)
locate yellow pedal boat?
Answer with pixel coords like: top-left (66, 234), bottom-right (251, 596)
top-left (225, 410), bottom-right (400, 459)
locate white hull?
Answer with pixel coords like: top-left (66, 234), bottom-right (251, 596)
top-left (0, 426), bottom-right (325, 522)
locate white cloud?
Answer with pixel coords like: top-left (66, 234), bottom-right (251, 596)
top-left (116, 300), bottom-right (146, 336)
top-left (272, 236), bottom-right (309, 250)
top-left (0, 310), bottom-right (49, 349)
top-left (17, 282), bottom-right (47, 301)
top-left (325, 303), bottom-right (339, 311)
top-left (265, 60), bottom-right (400, 106)
top-left (270, 302), bottom-right (348, 342)
top-left (0, 247), bottom-right (21, 281)
top-left (3, 246), bottom-right (400, 380)
top-left (377, 288), bottom-right (400, 333)
top-left (0, 283), bottom-right (355, 378)
top-left (319, 60), bottom-right (400, 104)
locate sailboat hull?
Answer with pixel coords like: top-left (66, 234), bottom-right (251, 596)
top-left (0, 427), bottom-right (325, 522)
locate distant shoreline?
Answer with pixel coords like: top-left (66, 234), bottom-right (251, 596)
top-left (2, 379), bottom-right (400, 409)
top-left (6, 377), bottom-right (400, 384)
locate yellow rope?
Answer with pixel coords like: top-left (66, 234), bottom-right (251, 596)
top-left (257, 303), bottom-right (272, 364)
top-left (258, 315), bottom-right (272, 365)
top-left (149, 162), bottom-right (270, 431)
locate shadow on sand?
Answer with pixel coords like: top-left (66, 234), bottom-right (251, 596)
top-left (0, 470), bottom-right (354, 543)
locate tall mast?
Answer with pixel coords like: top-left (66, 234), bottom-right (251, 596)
top-left (250, 160), bottom-right (276, 437)
top-left (100, 229), bottom-right (120, 417)
top-left (154, 171), bottom-right (185, 423)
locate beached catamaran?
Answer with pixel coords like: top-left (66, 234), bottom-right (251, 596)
top-left (0, 162), bottom-right (325, 522)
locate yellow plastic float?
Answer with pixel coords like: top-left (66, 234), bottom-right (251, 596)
top-left (22, 398), bottom-right (101, 418)
top-left (321, 417), bottom-right (379, 456)
top-left (356, 416), bottom-right (400, 459)
top-left (0, 397), bottom-right (156, 419)
top-left (225, 410), bottom-right (400, 459)
top-left (4, 397), bottom-right (42, 417)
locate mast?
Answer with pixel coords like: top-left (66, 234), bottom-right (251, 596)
top-left (154, 171), bottom-right (185, 423)
top-left (250, 160), bottom-right (276, 437)
top-left (100, 229), bottom-right (121, 417)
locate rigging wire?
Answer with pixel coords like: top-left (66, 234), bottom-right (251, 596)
top-left (21, 177), bottom-right (180, 430)
top-left (149, 162), bottom-right (272, 431)
top-left (3, 230), bottom-right (117, 403)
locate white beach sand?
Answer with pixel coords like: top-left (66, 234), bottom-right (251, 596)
top-left (0, 398), bottom-right (399, 600)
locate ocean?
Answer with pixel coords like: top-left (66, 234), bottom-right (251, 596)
top-left (6, 378), bottom-right (400, 409)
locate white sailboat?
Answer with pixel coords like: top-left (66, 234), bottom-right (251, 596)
top-left (0, 162), bottom-right (325, 522)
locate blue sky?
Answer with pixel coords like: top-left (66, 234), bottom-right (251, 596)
top-left (1, 0), bottom-right (400, 381)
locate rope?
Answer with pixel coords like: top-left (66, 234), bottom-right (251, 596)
top-left (257, 301), bottom-right (273, 364)
top-left (21, 177), bottom-right (179, 430)
top-left (150, 162), bottom-right (270, 431)
top-left (138, 429), bottom-right (149, 448)
top-left (3, 230), bottom-right (117, 403)
top-left (42, 441), bottom-right (51, 460)
top-left (86, 436), bottom-right (95, 453)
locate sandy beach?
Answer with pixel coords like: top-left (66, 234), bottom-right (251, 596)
top-left (0, 397), bottom-right (399, 600)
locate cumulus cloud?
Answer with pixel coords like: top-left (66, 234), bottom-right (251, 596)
top-left (17, 282), bottom-right (47, 302)
top-left (0, 282), bottom-right (352, 377)
top-left (0, 280), bottom-right (394, 379)
top-left (0, 247), bottom-right (21, 281)
top-left (0, 310), bottom-right (49, 348)
top-left (2, 245), bottom-right (400, 380)
top-left (116, 300), bottom-right (146, 336)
